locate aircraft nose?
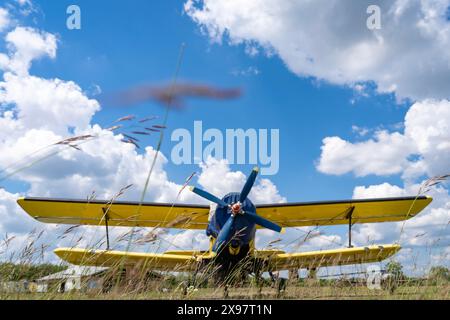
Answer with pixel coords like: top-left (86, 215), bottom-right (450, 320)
top-left (230, 239), bottom-right (240, 248)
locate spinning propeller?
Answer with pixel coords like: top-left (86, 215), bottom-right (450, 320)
top-left (189, 167), bottom-right (284, 252)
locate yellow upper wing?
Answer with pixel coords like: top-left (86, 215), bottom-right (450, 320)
top-left (17, 196), bottom-right (432, 229)
top-left (260, 244), bottom-right (401, 272)
top-left (17, 197), bottom-right (210, 229)
top-left (256, 196), bottom-right (432, 227)
top-left (54, 248), bottom-right (212, 271)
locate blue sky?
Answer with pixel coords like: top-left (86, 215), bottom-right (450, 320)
top-left (1, 0), bottom-right (449, 274)
top-left (13, 0), bottom-right (409, 200)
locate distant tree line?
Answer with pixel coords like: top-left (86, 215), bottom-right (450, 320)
top-left (0, 263), bottom-right (67, 282)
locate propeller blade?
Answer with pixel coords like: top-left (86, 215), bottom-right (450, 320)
top-left (189, 186), bottom-right (229, 207)
top-left (245, 211), bottom-right (284, 233)
top-left (239, 167), bottom-right (259, 203)
top-left (213, 215), bottom-right (235, 252)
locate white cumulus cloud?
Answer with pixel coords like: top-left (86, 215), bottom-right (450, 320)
top-left (317, 99), bottom-right (450, 180)
top-left (3, 27), bottom-right (57, 76)
top-left (185, 0), bottom-right (450, 101)
top-left (0, 8), bottom-right (10, 32)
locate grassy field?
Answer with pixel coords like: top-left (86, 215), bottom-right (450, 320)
top-left (2, 284), bottom-right (449, 300)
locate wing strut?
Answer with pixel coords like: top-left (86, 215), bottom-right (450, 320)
top-left (102, 208), bottom-right (110, 250)
top-left (346, 206), bottom-right (355, 248)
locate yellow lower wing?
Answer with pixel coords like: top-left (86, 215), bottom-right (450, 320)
top-left (55, 245), bottom-right (399, 272)
top-left (261, 244), bottom-right (401, 271)
top-left (54, 248), bottom-right (213, 271)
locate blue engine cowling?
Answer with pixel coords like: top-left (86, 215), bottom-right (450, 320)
top-left (206, 192), bottom-right (257, 247)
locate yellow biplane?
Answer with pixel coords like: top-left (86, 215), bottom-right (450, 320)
top-left (17, 167), bottom-right (432, 284)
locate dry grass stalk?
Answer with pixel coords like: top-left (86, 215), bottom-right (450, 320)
top-left (138, 116), bottom-right (158, 123)
top-left (114, 115), bottom-right (136, 123)
top-left (111, 83), bottom-right (242, 109)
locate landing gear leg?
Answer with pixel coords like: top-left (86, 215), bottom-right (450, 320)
top-left (269, 271), bottom-right (277, 284)
top-left (276, 278), bottom-right (287, 298)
